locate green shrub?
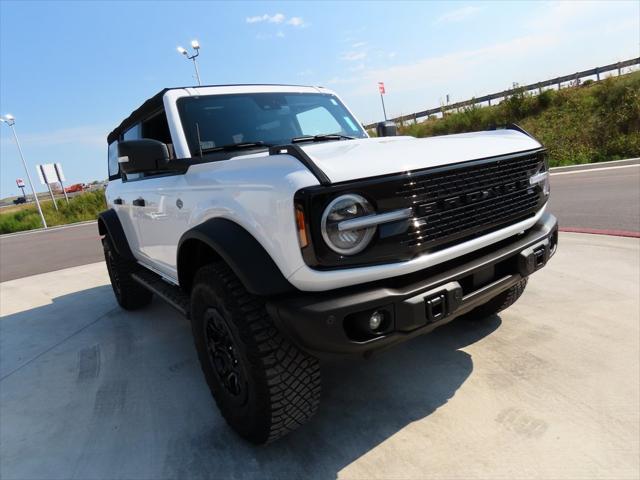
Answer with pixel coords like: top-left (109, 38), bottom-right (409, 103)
top-left (0, 189), bottom-right (106, 234)
top-left (399, 71), bottom-right (640, 167)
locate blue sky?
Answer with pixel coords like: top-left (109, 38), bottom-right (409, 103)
top-left (0, 0), bottom-right (638, 197)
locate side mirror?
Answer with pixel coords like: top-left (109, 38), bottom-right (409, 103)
top-left (118, 139), bottom-right (170, 174)
top-left (376, 121), bottom-right (397, 137)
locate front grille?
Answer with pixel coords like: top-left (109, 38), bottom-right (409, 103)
top-left (397, 153), bottom-right (543, 250)
top-left (296, 149), bottom-right (546, 269)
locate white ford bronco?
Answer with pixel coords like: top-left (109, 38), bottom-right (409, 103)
top-left (99, 84), bottom-right (557, 443)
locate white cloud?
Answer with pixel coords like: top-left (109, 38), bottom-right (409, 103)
top-left (435, 5), bottom-right (482, 23)
top-left (276, 30), bottom-right (285, 38)
top-left (353, 33), bottom-right (558, 95)
top-left (341, 51), bottom-right (367, 61)
top-left (287, 17), bottom-right (306, 27)
top-left (246, 13), bottom-right (285, 24)
top-left (351, 41), bottom-right (367, 48)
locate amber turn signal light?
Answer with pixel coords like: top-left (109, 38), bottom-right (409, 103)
top-left (295, 205), bottom-right (309, 248)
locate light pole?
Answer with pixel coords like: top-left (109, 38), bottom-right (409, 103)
top-left (177, 40), bottom-right (201, 85)
top-left (1, 114), bottom-right (48, 228)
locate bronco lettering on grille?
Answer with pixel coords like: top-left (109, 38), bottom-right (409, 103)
top-left (417, 179), bottom-right (530, 215)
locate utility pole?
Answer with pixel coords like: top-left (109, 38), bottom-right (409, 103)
top-left (1, 114), bottom-right (48, 228)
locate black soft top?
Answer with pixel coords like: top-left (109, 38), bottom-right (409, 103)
top-left (106, 84), bottom-right (317, 144)
top-left (107, 88), bottom-right (169, 144)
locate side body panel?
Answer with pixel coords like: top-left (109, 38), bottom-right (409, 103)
top-left (106, 154), bottom-right (321, 282)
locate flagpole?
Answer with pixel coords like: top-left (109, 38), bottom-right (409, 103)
top-left (380, 93), bottom-right (387, 121)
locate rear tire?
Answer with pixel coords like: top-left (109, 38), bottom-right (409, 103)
top-left (190, 262), bottom-right (321, 444)
top-left (102, 236), bottom-right (153, 310)
top-left (465, 278), bottom-right (528, 320)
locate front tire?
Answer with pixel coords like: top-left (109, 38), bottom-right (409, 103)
top-left (102, 236), bottom-right (153, 310)
top-left (190, 262), bottom-right (321, 444)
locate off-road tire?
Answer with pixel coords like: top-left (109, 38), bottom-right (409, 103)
top-left (102, 236), bottom-right (153, 310)
top-left (466, 278), bottom-right (528, 319)
top-left (190, 262), bottom-right (321, 444)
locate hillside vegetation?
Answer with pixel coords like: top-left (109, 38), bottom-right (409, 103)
top-left (0, 190), bottom-right (106, 234)
top-left (399, 72), bottom-right (640, 167)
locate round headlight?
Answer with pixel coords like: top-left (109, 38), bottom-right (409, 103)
top-left (321, 194), bottom-right (375, 255)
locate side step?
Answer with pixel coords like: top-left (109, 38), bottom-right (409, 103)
top-left (131, 270), bottom-right (191, 318)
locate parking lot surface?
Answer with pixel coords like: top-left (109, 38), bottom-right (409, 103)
top-left (1, 232), bottom-right (638, 479)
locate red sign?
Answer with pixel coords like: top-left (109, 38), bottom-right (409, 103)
top-left (16, 178), bottom-right (25, 188)
top-left (378, 82), bottom-right (386, 95)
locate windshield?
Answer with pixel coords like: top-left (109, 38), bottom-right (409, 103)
top-left (177, 92), bottom-right (367, 156)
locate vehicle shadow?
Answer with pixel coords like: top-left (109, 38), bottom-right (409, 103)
top-left (0, 284), bottom-right (500, 480)
top-left (162, 313), bottom-right (502, 480)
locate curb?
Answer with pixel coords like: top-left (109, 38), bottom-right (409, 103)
top-left (550, 158), bottom-right (639, 173)
top-left (559, 227), bottom-right (640, 238)
top-left (0, 220), bottom-right (98, 238)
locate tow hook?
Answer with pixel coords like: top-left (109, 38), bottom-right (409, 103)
top-left (421, 281), bottom-right (464, 323)
top-left (518, 238), bottom-right (553, 276)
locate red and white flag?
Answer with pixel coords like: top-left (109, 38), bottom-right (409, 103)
top-left (378, 82), bottom-right (386, 95)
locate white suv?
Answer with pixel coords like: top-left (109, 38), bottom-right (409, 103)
top-left (99, 84), bottom-right (557, 443)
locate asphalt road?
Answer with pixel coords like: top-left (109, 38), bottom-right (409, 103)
top-left (548, 163), bottom-right (640, 233)
top-left (0, 222), bottom-right (102, 282)
top-left (1, 233), bottom-right (638, 479)
top-left (0, 161), bottom-right (638, 282)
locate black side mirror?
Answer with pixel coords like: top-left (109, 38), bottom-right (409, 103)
top-left (376, 121), bottom-right (397, 137)
top-left (118, 139), bottom-right (170, 174)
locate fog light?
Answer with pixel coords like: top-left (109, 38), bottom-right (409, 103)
top-left (369, 311), bottom-right (384, 330)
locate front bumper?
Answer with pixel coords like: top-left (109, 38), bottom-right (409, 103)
top-left (267, 213), bottom-right (558, 357)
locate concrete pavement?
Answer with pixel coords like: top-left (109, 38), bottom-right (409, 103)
top-left (1, 232), bottom-right (638, 479)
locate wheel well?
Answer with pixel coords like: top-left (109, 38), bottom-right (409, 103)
top-left (176, 218), bottom-right (295, 296)
top-left (177, 239), bottom-right (222, 293)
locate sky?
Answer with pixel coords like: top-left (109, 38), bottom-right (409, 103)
top-left (0, 0), bottom-right (638, 197)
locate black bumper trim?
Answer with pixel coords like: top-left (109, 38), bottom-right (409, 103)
top-left (267, 212), bottom-right (558, 357)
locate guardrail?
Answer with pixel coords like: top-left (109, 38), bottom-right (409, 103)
top-left (365, 57), bottom-right (640, 129)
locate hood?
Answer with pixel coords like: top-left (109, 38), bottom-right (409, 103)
top-left (298, 130), bottom-right (542, 184)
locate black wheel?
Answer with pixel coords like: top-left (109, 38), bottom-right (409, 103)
top-left (464, 278), bottom-right (528, 320)
top-left (190, 262), bottom-right (321, 444)
top-left (102, 236), bottom-right (153, 310)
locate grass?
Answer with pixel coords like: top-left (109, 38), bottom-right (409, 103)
top-left (398, 72), bottom-right (640, 167)
top-left (0, 189), bottom-right (106, 234)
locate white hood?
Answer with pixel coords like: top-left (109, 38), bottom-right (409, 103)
top-left (298, 130), bottom-right (542, 184)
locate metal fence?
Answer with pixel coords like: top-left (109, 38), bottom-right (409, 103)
top-left (365, 57), bottom-right (640, 129)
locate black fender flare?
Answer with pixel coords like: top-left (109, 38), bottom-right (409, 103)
top-left (177, 218), bottom-right (295, 296)
top-left (97, 209), bottom-right (135, 261)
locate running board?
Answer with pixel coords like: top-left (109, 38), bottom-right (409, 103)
top-left (131, 270), bottom-right (191, 318)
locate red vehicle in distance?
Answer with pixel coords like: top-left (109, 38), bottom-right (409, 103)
top-left (64, 183), bottom-right (84, 193)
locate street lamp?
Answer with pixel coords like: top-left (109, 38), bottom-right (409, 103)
top-left (177, 39), bottom-right (202, 85)
top-left (1, 114), bottom-right (48, 229)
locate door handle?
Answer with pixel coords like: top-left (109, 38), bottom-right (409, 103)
top-left (113, 198), bottom-right (123, 205)
top-left (132, 198), bottom-right (146, 207)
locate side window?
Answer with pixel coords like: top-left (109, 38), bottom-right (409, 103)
top-left (123, 123), bottom-right (141, 141)
top-left (120, 111), bottom-right (174, 182)
top-left (108, 141), bottom-right (120, 179)
top-left (141, 111), bottom-right (172, 154)
top-left (297, 106), bottom-right (342, 136)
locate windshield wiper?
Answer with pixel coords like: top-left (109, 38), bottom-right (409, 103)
top-left (291, 134), bottom-right (355, 144)
top-left (200, 141), bottom-right (272, 153)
